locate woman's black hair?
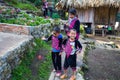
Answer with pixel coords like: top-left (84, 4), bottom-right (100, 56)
top-left (70, 29), bottom-right (77, 33)
top-left (53, 27), bottom-right (60, 33)
top-left (69, 8), bottom-right (76, 15)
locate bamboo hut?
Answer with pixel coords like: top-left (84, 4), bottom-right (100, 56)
top-left (56, 0), bottom-right (120, 35)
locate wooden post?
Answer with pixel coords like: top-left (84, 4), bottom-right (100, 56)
top-left (108, 6), bottom-right (111, 26)
top-left (93, 8), bottom-right (95, 36)
top-left (102, 29), bottom-right (105, 37)
top-left (92, 22), bottom-right (95, 36)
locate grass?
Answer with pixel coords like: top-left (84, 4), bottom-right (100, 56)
top-left (11, 39), bottom-right (52, 80)
top-left (14, 3), bottom-right (38, 11)
top-left (4, 0), bottom-right (38, 11)
top-left (39, 53), bottom-right (52, 80)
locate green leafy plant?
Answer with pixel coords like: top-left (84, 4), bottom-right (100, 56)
top-left (0, 12), bottom-right (51, 26)
top-left (52, 13), bottom-right (60, 19)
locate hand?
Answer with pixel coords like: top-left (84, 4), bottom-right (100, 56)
top-left (52, 31), bottom-right (55, 35)
top-left (65, 23), bottom-right (69, 26)
top-left (41, 36), bottom-right (46, 40)
top-left (59, 52), bottom-right (62, 55)
top-left (76, 50), bottom-right (82, 54)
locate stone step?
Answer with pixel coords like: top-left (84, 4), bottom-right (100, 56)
top-left (49, 71), bottom-right (84, 80)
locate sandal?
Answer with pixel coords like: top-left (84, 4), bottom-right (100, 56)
top-left (60, 74), bottom-right (67, 79)
top-left (56, 72), bottom-right (61, 77)
top-left (70, 75), bottom-right (76, 80)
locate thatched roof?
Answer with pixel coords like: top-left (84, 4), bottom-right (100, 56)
top-left (56, 0), bottom-right (120, 10)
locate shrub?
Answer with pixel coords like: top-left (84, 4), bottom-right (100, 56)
top-left (80, 24), bottom-right (86, 35)
top-left (52, 13), bottom-right (60, 19)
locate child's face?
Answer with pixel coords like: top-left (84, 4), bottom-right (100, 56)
top-left (69, 30), bottom-right (76, 39)
top-left (53, 31), bottom-right (59, 37)
top-left (69, 13), bottom-right (75, 19)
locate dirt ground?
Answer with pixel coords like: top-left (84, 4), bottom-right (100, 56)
top-left (29, 48), bottom-right (51, 79)
top-left (87, 34), bottom-right (120, 45)
top-left (85, 48), bottom-right (120, 80)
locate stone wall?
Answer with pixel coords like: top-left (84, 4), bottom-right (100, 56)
top-left (30, 23), bottom-right (52, 38)
top-left (0, 22), bottom-right (58, 80)
top-left (0, 23), bottom-right (53, 38)
top-left (0, 32), bottom-right (33, 80)
top-left (0, 23), bottom-right (29, 35)
top-left (0, 41), bottom-right (33, 80)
